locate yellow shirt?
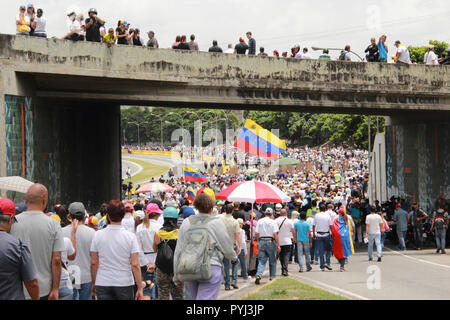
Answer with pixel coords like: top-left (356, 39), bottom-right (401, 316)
top-left (103, 33), bottom-right (117, 44)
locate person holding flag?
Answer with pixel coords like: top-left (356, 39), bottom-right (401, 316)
top-left (187, 186), bottom-right (196, 202)
top-left (331, 206), bottom-right (354, 272)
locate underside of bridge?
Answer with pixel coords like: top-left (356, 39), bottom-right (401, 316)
top-left (0, 34), bottom-right (449, 210)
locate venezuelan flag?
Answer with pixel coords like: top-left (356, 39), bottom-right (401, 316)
top-left (183, 166), bottom-right (207, 183)
top-left (331, 216), bottom-right (354, 260)
top-left (187, 186), bottom-right (196, 202)
top-left (233, 119), bottom-right (286, 160)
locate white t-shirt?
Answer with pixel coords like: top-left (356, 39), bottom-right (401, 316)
top-left (62, 224), bottom-right (95, 284)
top-left (366, 214), bottom-right (383, 235)
top-left (121, 215), bottom-right (135, 233)
top-left (69, 19), bottom-right (81, 34)
top-left (397, 45), bottom-right (411, 64)
top-left (312, 211), bottom-right (333, 237)
top-left (90, 225), bottom-right (141, 287)
top-left (240, 229), bottom-right (247, 255)
top-left (294, 52), bottom-right (303, 59)
top-left (275, 216), bottom-right (294, 246)
top-left (135, 220), bottom-right (162, 266)
top-left (33, 16), bottom-right (46, 33)
top-left (302, 52), bottom-right (312, 59)
top-left (424, 51), bottom-right (438, 65)
top-left (61, 237), bottom-right (75, 282)
top-left (16, 15), bottom-right (30, 33)
top-left (306, 217), bottom-right (316, 237)
top-left (326, 209), bottom-right (338, 221)
top-left (255, 217), bottom-right (279, 238)
top-left (225, 48), bottom-right (234, 54)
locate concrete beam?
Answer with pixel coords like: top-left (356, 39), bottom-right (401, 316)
top-left (0, 34), bottom-right (449, 115)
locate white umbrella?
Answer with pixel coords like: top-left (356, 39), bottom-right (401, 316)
top-left (0, 176), bottom-right (34, 193)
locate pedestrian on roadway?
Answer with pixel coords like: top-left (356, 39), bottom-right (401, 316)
top-left (275, 208), bottom-right (295, 276)
top-left (294, 211), bottom-right (313, 272)
top-left (365, 205), bottom-right (384, 262)
top-left (63, 202), bottom-right (96, 300)
top-left (331, 207), bottom-right (353, 271)
top-left (0, 198), bottom-right (39, 300)
top-left (254, 207), bottom-right (281, 284)
top-left (11, 184), bottom-right (65, 300)
top-left (430, 207), bottom-right (448, 254)
top-left (221, 204), bottom-right (241, 290)
top-left (312, 202), bottom-right (333, 271)
top-left (393, 203), bottom-right (409, 250)
top-left (409, 202), bottom-right (428, 250)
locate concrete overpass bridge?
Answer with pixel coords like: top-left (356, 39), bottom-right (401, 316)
top-left (0, 34), bottom-right (449, 209)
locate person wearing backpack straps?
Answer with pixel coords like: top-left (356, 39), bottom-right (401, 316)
top-left (173, 193), bottom-right (236, 300)
top-left (430, 207), bottom-right (448, 254)
top-left (153, 207), bottom-right (184, 300)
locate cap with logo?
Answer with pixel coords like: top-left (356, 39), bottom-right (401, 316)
top-left (124, 203), bottom-right (134, 211)
top-left (275, 203), bottom-right (282, 210)
top-left (88, 8), bottom-right (97, 14)
top-left (265, 207), bottom-right (274, 215)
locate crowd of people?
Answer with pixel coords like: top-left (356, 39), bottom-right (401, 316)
top-left (1, 144), bottom-right (448, 300)
top-left (15, 5), bottom-right (449, 64)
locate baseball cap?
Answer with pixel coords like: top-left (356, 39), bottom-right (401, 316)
top-left (27, 4), bottom-right (34, 8)
top-left (0, 198), bottom-right (16, 216)
top-left (124, 21), bottom-right (129, 26)
top-left (20, 5), bottom-right (26, 10)
top-left (163, 206), bottom-right (178, 219)
top-left (124, 203), bottom-right (134, 211)
top-left (166, 199), bottom-right (177, 208)
top-left (145, 203), bottom-right (163, 214)
top-left (68, 202), bottom-right (86, 216)
top-left (237, 218), bottom-right (244, 225)
top-left (265, 207), bottom-right (273, 215)
top-left (88, 8), bottom-right (97, 14)
top-left (239, 37), bottom-right (244, 42)
top-left (182, 207), bottom-right (195, 218)
top-left (88, 216), bottom-right (98, 226)
top-left (275, 203), bottom-right (282, 210)
top-left (135, 210), bottom-right (145, 220)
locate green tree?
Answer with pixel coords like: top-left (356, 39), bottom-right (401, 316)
top-left (408, 40), bottom-right (448, 64)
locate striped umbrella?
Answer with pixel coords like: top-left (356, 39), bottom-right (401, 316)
top-left (0, 176), bottom-right (34, 193)
top-left (216, 180), bottom-right (290, 203)
top-left (136, 182), bottom-right (174, 194)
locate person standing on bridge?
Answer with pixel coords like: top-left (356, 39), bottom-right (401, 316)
top-left (85, 8), bottom-right (104, 42)
top-left (246, 32), bottom-right (256, 55)
top-left (31, 8), bottom-right (46, 38)
top-left (16, 5), bottom-right (31, 35)
top-left (377, 35), bottom-right (388, 62)
top-left (208, 40), bottom-right (223, 53)
top-left (116, 20), bottom-right (129, 45)
top-left (394, 40), bottom-right (411, 64)
top-left (234, 37), bottom-right (249, 55)
top-left (146, 31), bottom-right (159, 48)
top-left (189, 34), bottom-right (199, 51)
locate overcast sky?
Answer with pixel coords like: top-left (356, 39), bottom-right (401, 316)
top-left (4, 0), bottom-right (449, 59)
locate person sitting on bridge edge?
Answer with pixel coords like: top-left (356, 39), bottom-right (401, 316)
top-left (62, 12), bottom-right (81, 41)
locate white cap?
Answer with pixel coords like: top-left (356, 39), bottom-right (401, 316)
top-left (265, 207), bottom-right (274, 215)
top-left (135, 210), bottom-right (145, 220)
top-left (275, 203), bottom-right (282, 210)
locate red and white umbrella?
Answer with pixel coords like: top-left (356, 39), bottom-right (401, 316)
top-left (216, 180), bottom-right (290, 203)
top-left (136, 182), bottom-right (174, 194)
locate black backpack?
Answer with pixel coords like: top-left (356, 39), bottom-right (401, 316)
top-left (155, 232), bottom-right (177, 274)
top-left (434, 216), bottom-right (446, 231)
top-left (339, 50), bottom-right (347, 61)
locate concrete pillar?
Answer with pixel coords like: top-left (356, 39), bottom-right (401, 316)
top-left (385, 115), bottom-right (450, 212)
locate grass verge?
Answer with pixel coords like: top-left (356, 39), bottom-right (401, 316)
top-left (122, 157), bottom-right (170, 184)
top-left (241, 277), bottom-right (349, 300)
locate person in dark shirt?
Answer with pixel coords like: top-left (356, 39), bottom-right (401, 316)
top-left (0, 198), bottom-right (39, 300)
top-left (176, 35), bottom-right (190, 50)
top-left (246, 32), bottom-right (256, 55)
top-left (258, 47), bottom-right (268, 56)
top-left (85, 8), bottom-right (104, 42)
top-left (365, 37), bottom-right (379, 62)
top-left (208, 40), bottom-right (223, 53)
top-left (116, 20), bottom-right (129, 45)
top-left (234, 37), bottom-right (248, 54)
top-left (232, 202), bottom-right (247, 221)
top-left (131, 28), bottom-right (143, 46)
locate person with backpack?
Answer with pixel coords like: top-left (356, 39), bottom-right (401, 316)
top-left (153, 206), bottom-right (184, 300)
top-left (430, 207), bottom-right (448, 254)
top-left (174, 193), bottom-right (236, 300)
top-left (409, 202), bottom-right (428, 250)
top-left (339, 45), bottom-right (352, 61)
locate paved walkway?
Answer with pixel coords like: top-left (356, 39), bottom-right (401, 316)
top-left (218, 246), bottom-right (450, 300)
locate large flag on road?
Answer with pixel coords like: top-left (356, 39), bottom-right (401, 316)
top-left (233, 119), bottom-right (286, 160)
top-left (331, 213), bottom-right (354, 260)
top-left (183, 166), bottom-right (207, 183)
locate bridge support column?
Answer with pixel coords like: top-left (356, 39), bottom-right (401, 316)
top-left (1, 95), bottom-right (121, 210)
top-left (385, 115), bottom-right (450, 211)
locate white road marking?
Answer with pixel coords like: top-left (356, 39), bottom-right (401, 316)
top-left (386, 248), bottom-right (450, 270)
top-left (293, 274), bottom-right (371, 300)
top-left (122, 158), bottom-right (143, 178)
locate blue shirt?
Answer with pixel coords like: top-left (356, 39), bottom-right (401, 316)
top-left (378, 41), bottom-right (387, 59)
top-left (393, 209), bottom-right (409, 232)
top-left (349, 207), bottom-right (361, 219)
top-left (294, 220), bottom-right (311, 242)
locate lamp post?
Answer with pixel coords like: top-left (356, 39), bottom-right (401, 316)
top-left (311, 46), bottom-right (365, 61)
top-left (128, 121), bottom-right (150, 147)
